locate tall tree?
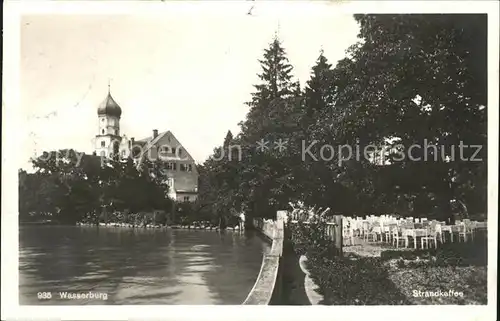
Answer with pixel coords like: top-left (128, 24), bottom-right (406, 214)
top-left (240, 37), bottom-right (300, 218)
top-left (332, 14), bottom-right (487, 220)
top-left (304, 50), bottom-right (336, 121)
top-left (223, 130), bottom-right (233, 148)
top-left (297, 51), bottom-right (349, 211)
top-left (243, 37), bottom-right (296, 140)
top-left (199, 15), bottom-right (487, 221)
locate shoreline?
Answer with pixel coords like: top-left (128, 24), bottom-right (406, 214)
top-left (21, 221), bottom-right (247, 232)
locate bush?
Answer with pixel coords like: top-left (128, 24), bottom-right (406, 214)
top-left (381, 241), bottom-right (487, 267)
top-left (288, 218), bottom-right (339, 257)
top-left (288, 215), bottom-right (407, 304)
top-left (381, 250), bottom-right (432, 261)
top-left (307, 256), bottom-right (409, 305)
top-left (288, 207), bottom-right (486, 304)
top-left (434, 242), bottom-right (487, 267)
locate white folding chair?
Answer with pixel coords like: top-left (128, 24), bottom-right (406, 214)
top-left (392, 226), bottom-right (407, 248)
top-left (421, 225), bottom-right (441, 249)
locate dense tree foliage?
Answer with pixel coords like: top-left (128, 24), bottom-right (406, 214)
top-left (20, 15), bottom-right (487, 224)
top-left (19, 150), bottom-right (174, 224)
top-left (197, 14), bottom-right (487, 222)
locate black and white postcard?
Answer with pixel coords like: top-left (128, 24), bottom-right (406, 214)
top-left (2, 1), bottom-right (498, 321)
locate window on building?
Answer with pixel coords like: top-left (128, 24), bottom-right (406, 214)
top-left (158, 145), bottom-right (169, 158)
top-left (173, 163), bottom-right (177, 170)
top-left (101, 141), bottom-right (105, 147)
top-left (178, 148), bottom-right (183, 157)
top-left (183, 196), bottom-right (190, 202)
top-left (188, 164), bottom-right (192, 172)
top-left (102, 129), bottom-right (105, 135)
top-left (180, 164), bottom-right (186, 171)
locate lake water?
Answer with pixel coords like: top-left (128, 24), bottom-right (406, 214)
top-left (19, 226), bottom-right (270, 305)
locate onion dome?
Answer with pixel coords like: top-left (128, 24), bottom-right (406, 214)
top-left (97, 91), bottom-right (122, 118)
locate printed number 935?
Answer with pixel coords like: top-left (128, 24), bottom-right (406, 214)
top-left (37, 292), bottom-right (52, 300)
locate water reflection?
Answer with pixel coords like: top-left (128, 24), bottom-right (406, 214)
top-left (19, 226), bottom-right (269, 305)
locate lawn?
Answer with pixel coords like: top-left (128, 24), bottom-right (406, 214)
top-left (387, 264), bottom-right (487, 304)
top-left (300, 239), bottom-right (487, 305)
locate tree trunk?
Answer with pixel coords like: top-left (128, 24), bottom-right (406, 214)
top-left (333, 215), bottom-right (343, 257)
top-left (439, 184), bottom-right (454, 225)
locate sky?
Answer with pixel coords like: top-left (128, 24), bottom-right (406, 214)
top-left (20, 4), bottom-right (360, 169)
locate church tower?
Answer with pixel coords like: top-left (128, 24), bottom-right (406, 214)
top-left (95, 85), bottom-right (123, 158)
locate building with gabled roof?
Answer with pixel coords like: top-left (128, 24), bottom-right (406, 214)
top-left (94, 88), bottom-right (198, 202)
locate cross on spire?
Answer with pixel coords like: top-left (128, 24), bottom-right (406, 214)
top-left (108, 78), bottom-right (111, 94)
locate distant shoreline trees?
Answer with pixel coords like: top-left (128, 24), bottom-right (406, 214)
top-left (19, 150), bottom-right (174, 225)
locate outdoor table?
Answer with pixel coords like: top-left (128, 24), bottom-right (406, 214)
top-left (402, 228), bottom-right (428, 249)
top-left (368, 226), bottom-right (382, 242)
top-left (473, 222), bottom-right (487, 229)
top-left (471, 222), bottom-right (487, 240)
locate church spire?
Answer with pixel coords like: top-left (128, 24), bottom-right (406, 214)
top-left (98, 81), bottom-right (122, 118)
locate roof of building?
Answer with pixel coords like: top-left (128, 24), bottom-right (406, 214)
top-left (136, 131), bottom-right (168, 144)
top-left (137, 131), bottom-right (169, 154)
top-left (135, 130), bottom-right (197, 167)
top-left (97, 91), bottom-right (122, 118)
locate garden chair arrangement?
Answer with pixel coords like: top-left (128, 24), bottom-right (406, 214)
top-left (285, 203), bottom-right (487, 250)
top-left (340, 215), bottom-right (487, 250)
